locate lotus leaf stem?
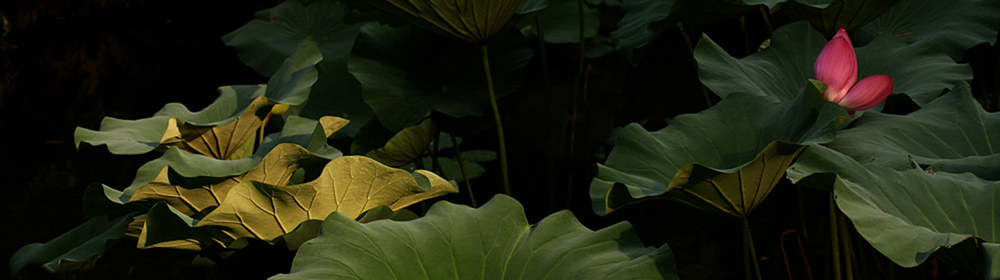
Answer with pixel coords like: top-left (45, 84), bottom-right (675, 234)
top-left (482, 44), bottom-right (511, 195)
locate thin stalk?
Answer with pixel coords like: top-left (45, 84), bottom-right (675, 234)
top-left (431, 131), bottom-right (442, 175)
top-left (565, 0), bottom-right (587, 209)
top-left (759, 6), bottom-right (774, 34)
top-left (535, 12), bottom-right (550, 86)
top-left (839, 211), bottom-right (854, 280)
top-left (797, 188), bottom-right (810, 240)
top-left (451, 133), bottom-right (477, 207)
top-left (739, 16), bottom-right (751, 56)
top-left (743, 219), bottom-right (762, 280)
top-left (679, 23), bottom-right (713, 108)
top-left (482, 45), bottom-right (511, 195)
top-left (830, 194), bottom-right (842, 280)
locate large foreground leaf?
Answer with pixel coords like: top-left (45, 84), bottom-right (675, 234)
top-left (590, 86), bottom-right (845, 217)
top-left (271, 195), bottom-right (679, 280)
top-left (10, 215), bottom-right (131, 276)
top-left (695, 21), bottom-right (972, 106)
top-left (787, 145), bottom-right (1000, 278)
top-left (857, 0), bottom-right (1000, 60)
top-left (824, 83), bottom-right (1000, 180)
top-left (136, 156), bottom-right (457, 250)
top-left (350, 23), bottom-right (532, 130)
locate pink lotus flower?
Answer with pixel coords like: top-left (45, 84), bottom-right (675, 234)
top-left (814, 28), bottom-right (893, 117)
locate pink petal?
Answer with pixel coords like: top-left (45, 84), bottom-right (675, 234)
top-left (814, 29), bottom-right (858, 103)
top-left (839, 75), bottom-right (893, 111)
top-left (832, 28), bottom-right (852, 45)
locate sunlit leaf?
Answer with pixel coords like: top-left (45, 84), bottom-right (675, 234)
top-left (271, 195), bottom-right (679, 280)
top-left (366, 118), bottom-right (439, 167)
top-left (695, 21), bottom-right (972, 106)
top-left (90, 116), bottom-right (346, 211)
top-left (128, 143), bottom-right (329, 217)
top-left (591, 85), bottom-right (845, 217)
top-left (159, 97), bottom-right (273, 160)
top-left (137, 156), bottom-right (457, 250)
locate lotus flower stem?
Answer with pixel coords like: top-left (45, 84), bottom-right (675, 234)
top-left (797, 188), bottom-right (810, 240)
top-left (431, 131), bottom-right (441, 174)
top-left (743, 218), bottom-right (762, 280)
top-left (535, 13), bottom-right (550, 86)
top-left (565, 0), bottom-right (587, 208)
top-left (759, 6), bottom-right (774, 33)
top-left (679, 23), bottom-right (713, 108)
top-left (739, 16), bottom-right (751, 55)
top-left (838, 211), bottom-right (855, 280)
top-left (482, 44), bottom-right (511, 195)
top-left (829, 194), bottom-right (842, 280)
top-left (451, 133), bottom-right (477, 207)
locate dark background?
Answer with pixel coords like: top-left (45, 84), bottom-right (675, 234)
top-left (2, 0), bottom-right (997, 279)
top-left (0, 0), bottom-right (278, 277)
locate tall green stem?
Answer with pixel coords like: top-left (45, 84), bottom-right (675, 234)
top-left (482, 45), bottom-right (511, 195)
top-left (839, 210), bottom-right (854, 280)
top-left (743, 219), bottom-right (762, 280)
top-left (759, 6), bottom-right (774, 34)
top-left (679, 23), bottom-right (713, 108)
top-left (535, 12), bottom-right (550, 86)
top-left (830, 194), bottom-right (842, 280)
top-left (451, 133), bottom-right (477, 207)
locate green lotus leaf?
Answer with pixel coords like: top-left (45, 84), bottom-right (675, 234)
top-left (222, 0), bottom-right (360, 77)
top-left (223, 0), bottom-right (373, 134)
top-left (10, 215), bottom-right (132, 276)
top-left (857, 0), bottom-right (1000, 60)
top-left (366, 118), bottom-right (439, 167)
top-left (516, 0), bottom-right (549, 14)
top-left (270, 195), bottom-right (679, 280)
top-left (612, 0), bottom-right (674, 65)
top-left (362, 0), bottom-right (524, 43)
top-left (417, 149), bottom-right (497, 182)
top-left (75, 40), bottom-right (323, 155)
top-left (695, 21), bottom-right (972, 106)
top-left (136, 156), bottom-right (457, 250)
top-left (786, 145), bottom-right (1000, 279)
top-left (772, 0), bottom-right (897, 36)
top-left (533, 0), bottom-right (600, 44)
top-left (350, 23), bottom-right (532, 130)
top-left (824, 83), bottom-right (1000, 180)
top-left (590, 85), bottom-right (845, 217)
top-left (743, 0), bottom-right (828, 9)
